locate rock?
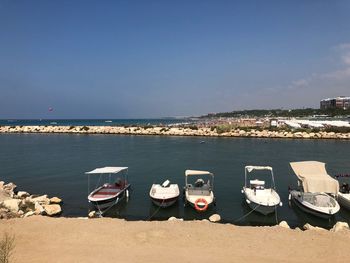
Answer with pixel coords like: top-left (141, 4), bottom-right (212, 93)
top-left (238, 130), bottom-right (246, 135)
top-left (1, 199), bottom-right (21, 213)
top-left (294, 132), bottom-right (303, 137)
top-left (17, 191), bottom-right (30, 198)
top-left (49, 197), bottom-right (62, 204)
top-left (331, 222), bottom-right (349, 232)
top-left (0, 208), bottom-right (9, 219)
top-left (30, 195), bottom-right (50, 205)
top-left (43, 204), bottom-right (62, 216)
top-left (88, 211), bottom-right (97, 218)
top-left (278, 221), bottom-right (290, 229)
top-left (20, 198), bottom-right (35, 212)
top-left (17, 210), bottom-right (24, 216)
top-left (303, 134), bottom-right (310, 139)
top-left (34, 202), bottom-right (46, 215)
top-left (0, 181), bottom-right (4, 189)
top-left (303, 223), bottom-right (326, 231)
top-left (209, 214), bottom-right (221, 223)
top-left (24, 211), bottom-right (35, 218)
top-left (168, 216), bottom-right (183, 221)
top-left (3, 182), bottom-right (17, 191)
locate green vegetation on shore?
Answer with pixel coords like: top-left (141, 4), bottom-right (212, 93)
top-left (203, 108), bottom-right (350, 118)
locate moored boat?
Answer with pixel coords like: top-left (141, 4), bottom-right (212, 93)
top-left (184, 170), bottom-right (215, 212)
top-left (289, 161), bottom-right (340, 219)
top-left (242, 166), bottom-right (282, 215)
top-left (149, 180), bottom-right (180, 208)
top-left (86, 166), bottom-right (131, 215)
top-left (289, 190), bottom-right (340, 218)
top-left (337, 181), bottom-right (350, 210)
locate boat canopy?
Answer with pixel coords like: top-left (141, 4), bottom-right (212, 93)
top-left (85, 167), bottom-right (128, 175)
top-left (290, 161), bottom-right (339, 194)
top-left (245, 166), bottom-right (273, 173)
top-left (185, 170), bottom-right (213, 177)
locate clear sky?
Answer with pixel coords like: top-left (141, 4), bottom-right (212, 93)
top-left (1, 0), bottom-right (350, 119)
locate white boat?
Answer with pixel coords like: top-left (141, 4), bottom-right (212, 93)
top-left (289, 161), bottom-right (340, 218)
top-left (242, 166), bottom-right (282, 215)
top-left (337, 181), bottom-right (350, 210)
top-left (184, 170), bottom-right (215, 212)
top-left (149, 180), bottom-right (180, 208)
top-left (86, 167), bottom-right (130, 214)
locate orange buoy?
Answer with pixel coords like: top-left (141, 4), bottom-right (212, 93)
top-left (194, 198), bottom-right (208, 211)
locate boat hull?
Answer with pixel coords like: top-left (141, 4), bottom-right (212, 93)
top-left (246, 200), bottom-right (278, 215)
top-left (242, 188), bottom-right (281, 215)
top-left (338, 193), bottom-right (350, 210)
top-left (151, 196), bottom-right (178, 208)
top-left (290, 190), bottom-right (339, 219)
top-left (185, 189), bottom-right (215, 212)
top-left (89, 185), bottom-right (130, 211)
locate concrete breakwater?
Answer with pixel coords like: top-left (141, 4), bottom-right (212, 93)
top-left (0, 125), bottom-right (350, 139)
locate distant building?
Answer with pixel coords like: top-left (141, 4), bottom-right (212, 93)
top-left (320, 96), bottom-right (350, 110)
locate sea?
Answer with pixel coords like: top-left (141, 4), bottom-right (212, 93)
top-left (1, 119), bottom-right (350, 228)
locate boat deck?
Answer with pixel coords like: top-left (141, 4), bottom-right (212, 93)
top-left (150, 184), bottom-right (179, 199)
top-left (302, 192), bottom-right (337, 207)
top-left (244, 188), bottom-right (280, 205)
top-left (92, 184), bottom-right (124, 199)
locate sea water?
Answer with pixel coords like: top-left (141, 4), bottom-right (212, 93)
top-left (1, 133), bottom-right (349, 228)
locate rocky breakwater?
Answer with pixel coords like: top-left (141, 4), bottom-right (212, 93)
top-left (0, 181), bottom-right (62, 219)
top-left (0, 125), bottom-right (350, 140)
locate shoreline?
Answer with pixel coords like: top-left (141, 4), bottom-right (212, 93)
top-left (1, 125), bottom-right (350, 139)
top-left (1, 217), bottom-right (349, 263)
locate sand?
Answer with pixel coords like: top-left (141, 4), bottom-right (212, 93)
top-left (0, 217), bottom-right (349, 263)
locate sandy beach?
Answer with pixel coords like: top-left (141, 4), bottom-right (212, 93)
top-left (0, 217), bottom-right (349, 263)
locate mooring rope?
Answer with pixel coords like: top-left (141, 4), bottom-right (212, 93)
top-left (274, 205), bottom-right (279, 225)
top-left (234, 204), bottom-right (261, 222)
top-left (147, 199), bottom-right (165, 221)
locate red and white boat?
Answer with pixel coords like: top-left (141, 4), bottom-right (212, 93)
top-left (149, 180), bottom-right (179, 208)
top-left (86, 167), bottom-right (130, 213)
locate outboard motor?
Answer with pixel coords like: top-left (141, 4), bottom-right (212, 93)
top-left (341, 183), bottom-right (350, 194)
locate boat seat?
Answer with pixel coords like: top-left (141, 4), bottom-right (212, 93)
top-left (250, 179), bottom-right (265, 190)
top-left (162, 180), bottom-right (171, 187)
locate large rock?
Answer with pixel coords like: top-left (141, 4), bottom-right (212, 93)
top-left (20, 198), bottom-right (35, 212)
top-left (303, 223), bottom-right (327, 231)
top-left (17, 191), bottom-right (30, 198)
top-left (24, 211), bottom-right (35, 218)
top-left (30, 195), bottom-right (50, 205)
top-left (88, 211), bottom-right (97, 218)
top-left (0, 208), bottom-right (9, 219)
top-left (331, 222), bottom-right (349, 232)
top-left (209, 214), bottom-right (221, 223)
top-left (3, 182), bottom-right (16, 192)
top-left (1, 199), bottom-right (21, 213)
top-left (43, 204), bottom-right (62, 216)
top-left (279, 221), bottom-right (290, 229)
top-left (34, 202), bottom-right (45, 215)
top-left (168, 216), bottom-right (183, 221)
top-left (49, 197), bottom-right (62, 204)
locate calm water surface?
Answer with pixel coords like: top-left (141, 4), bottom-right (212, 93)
top-left (1, 134), bottom-right (349, 228)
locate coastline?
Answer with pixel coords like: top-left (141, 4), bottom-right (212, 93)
top-left (1, 125), bottom-right (350, 139)
top-left (1, 216), bottom-right (349, 263)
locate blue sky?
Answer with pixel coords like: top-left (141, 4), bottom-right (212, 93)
top-left (1, 0), bottom-right (350, 118)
